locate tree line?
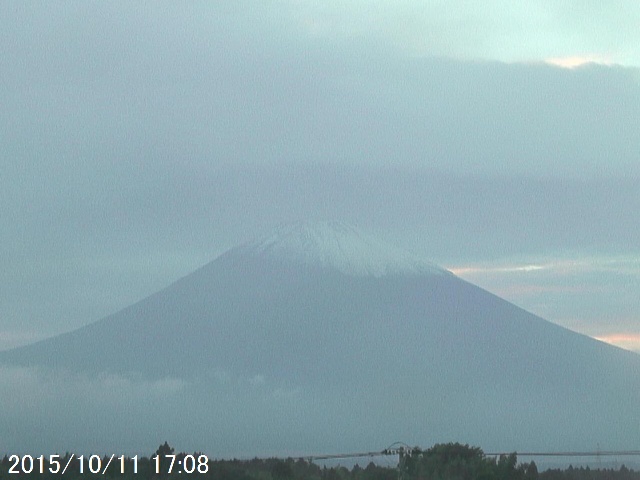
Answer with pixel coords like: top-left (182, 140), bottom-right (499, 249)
top-left (1, 442), bottom-right (638, 480)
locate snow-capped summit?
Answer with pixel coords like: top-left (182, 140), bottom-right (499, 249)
top-left (227, 221), bottom-right (448, 277)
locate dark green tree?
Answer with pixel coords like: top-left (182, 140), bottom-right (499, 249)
top-left (271, 459), bottom-right (293, 480)
top-left (154, 442), bottom-right (175, 478)
top-left (404, 443), bottom-right (493, 480)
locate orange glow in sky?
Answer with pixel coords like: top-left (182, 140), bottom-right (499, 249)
top-left (544, 54), bottom-right (614, 69)
top-left (594, 333), bottom-right (640, 353)
top-left (448, 264), bottom-right (545, 276)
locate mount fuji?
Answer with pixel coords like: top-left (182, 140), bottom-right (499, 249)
top-left (2, 221), bottom-right (639, 456)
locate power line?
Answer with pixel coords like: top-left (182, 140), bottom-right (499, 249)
top-left (487, 451), bottom-right (640, 457)
top-left (300, 451), bottom-right (389, 462)
top-left (296, 448), bottom-right (640, 463)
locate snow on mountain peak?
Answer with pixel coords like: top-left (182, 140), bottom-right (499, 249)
top-left (230, 221), bottom-right (449, 277)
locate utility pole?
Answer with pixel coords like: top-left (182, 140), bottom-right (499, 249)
top-left (396, 446), bottom-right (416, 480)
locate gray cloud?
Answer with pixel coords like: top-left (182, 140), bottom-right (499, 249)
top-left (2, 3), bottom-right (639, 177)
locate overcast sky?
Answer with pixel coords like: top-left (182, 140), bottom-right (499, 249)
top-left (1, 1), bottom-right (639, 353)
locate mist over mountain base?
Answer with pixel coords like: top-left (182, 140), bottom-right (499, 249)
top-left (1, 362), bottom-right (636, 458)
